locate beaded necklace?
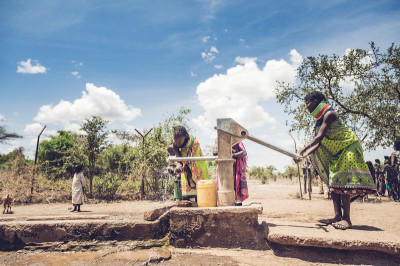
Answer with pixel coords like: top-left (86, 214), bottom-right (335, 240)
top-left (310, 100), bottom-right (333, 127)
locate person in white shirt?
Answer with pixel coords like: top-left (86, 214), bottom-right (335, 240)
top-left (71, 164), bottom-right (86, 212)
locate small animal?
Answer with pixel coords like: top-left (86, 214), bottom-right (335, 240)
top-left (2, 194), bottom-right (12, 214)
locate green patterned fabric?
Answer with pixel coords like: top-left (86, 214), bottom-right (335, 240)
top-left (310, 119), bottom-right (375, 194)
top-left (179, 133), bottom-right (209, 198)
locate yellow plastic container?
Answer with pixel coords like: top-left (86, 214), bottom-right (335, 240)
top-left (197, 180), bottom-right (217, 207)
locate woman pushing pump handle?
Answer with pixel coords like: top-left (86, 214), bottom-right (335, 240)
top-left (294, 91), bottom-right (375, 230)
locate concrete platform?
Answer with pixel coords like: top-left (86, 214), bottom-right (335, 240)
top-left (0, 215), bottom-right (169, 249)
top-left (169, 203), bottom-right (268, 250)
top-left (266, 220), bottom-right (400, 256)
top-left (1, 203), bottom-right (399, 258)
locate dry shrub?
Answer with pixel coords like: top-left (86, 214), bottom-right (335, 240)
top-left (0, 160), bottom-right (71, 205)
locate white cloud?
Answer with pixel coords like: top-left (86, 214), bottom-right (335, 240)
top-left (0, 114), bottom-right (4, 120)
top-left (289, 49), bottom-right (303, 68)
top-left (201, 52), bottom-right (216, 62)
top-left (17, 58), bottom-right (47, 74)
top-left (210, 46), bottom-right (218, 53)
top-left (24, 123), bottom-right (45, 135)
top-left (33, 83), bottom-right (142, 129)
top-left (72, 60), bottom-right (83, 67)
top-left (239, 38), bottom-right (245, 44)
top-left (63, 122), bottom-right (81, 133)
top-left (194, 50), bottom-right (302, 133)
top-left (13, 112), bottom-right (19, 116)
top-left (24, 123), bottom-right (56, 148)
top-left (72, 71), bottom-right (81, 79)
top-left (214, 65), bottom-right (223, 69)
top-left (201, 46), bottom-right (219, 63)
top-left (202, 36), bottom-right (210, 42)
top-left (191, 71), bottom-right (197, 77)
top-left (235, 56), bottom-right (257, 65)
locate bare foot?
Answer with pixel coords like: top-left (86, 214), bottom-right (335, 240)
top-left (332, 220), bottom-right (352, 230)
top-left (318, 217), bottom-right (341, 225)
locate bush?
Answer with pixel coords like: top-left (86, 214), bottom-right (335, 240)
top-left (207, 161), bottom-right (217, 179)
top-left (93, 174), bottom-right (122, 200)
top-left (117, 179), bottom-right (142, 200)
top-left (248, 165), bottom-right (277, 184)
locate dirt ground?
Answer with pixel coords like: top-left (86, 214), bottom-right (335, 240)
top-left (1, 179), bottom-right (399, 265)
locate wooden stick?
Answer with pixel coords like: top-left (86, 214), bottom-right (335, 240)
top-left (289, 132), bottom-right (303, 198)
top-left (306, 157), bottom-right (311, 200)
top-left (296, 163), bottom-right (303, 198)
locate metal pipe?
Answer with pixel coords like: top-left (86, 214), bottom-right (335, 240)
top-left (168, 156), bottom-right (218, 162)
top-left (246, 135), bottom-right (304, 160)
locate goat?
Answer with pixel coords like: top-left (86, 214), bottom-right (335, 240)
top-left (2, 194), bottom-right (12, 214)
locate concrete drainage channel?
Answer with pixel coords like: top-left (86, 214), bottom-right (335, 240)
top-left (0, 202), bottom-right (399, 263)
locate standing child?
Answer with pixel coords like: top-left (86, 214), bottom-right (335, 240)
top-left (71, 164), bottom-right (86, 212)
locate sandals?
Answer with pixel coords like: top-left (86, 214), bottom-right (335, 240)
top-left (332, 220), bottom-right (352, 230)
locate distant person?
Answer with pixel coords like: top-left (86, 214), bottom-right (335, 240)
top-left (213, 140), bottom-right (249, 206)
top-left (296, 91), bottom-right (375, 230)
top-left (391, 139), bottom-right (400, 193)
top-left (383, 156), bottom-right (399, 201)
top-left (365, 161), bottom-right (375, 183)
top-left (71, 164), bottom-right (86, 212)
top-left (168, 126), bottom-right (209, 203)
top-left (366, 161), bottom-right (378, 194)
top-left (374, 159), bottom-right (386, 195)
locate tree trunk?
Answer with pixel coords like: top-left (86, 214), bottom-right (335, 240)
top-left (90, 175), bottom-right (93, 196)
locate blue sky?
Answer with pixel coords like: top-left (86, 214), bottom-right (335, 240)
top-left (1, 0), bottom-right (400, 171)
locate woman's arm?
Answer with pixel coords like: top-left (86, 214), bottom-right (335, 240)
top-left (303, 143), bottom-right (320, 157)
top-left (232, 143), bottom-right (246, 159)
top-left (232, 150), bottom-right (245, 159)
top-left (299, 111), bottom-right (338, 156)
top-left (172, 144), bottom-right (182, 158)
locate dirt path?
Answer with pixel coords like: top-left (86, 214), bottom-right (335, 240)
top-left (1, 179), bottom-right (399, 265)
top-left (248, 180), bottom-right (400, 238)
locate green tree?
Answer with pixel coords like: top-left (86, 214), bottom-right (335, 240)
top-left (276, 42), bottom-right (400, 150)
top-left (0, 147), bottom-right (30, 169)
top-left (102, 144), bottom-right (135, 176)
top-left (113, 107), bottom-right (191, 199)
top-left (248, 165), bottom-right (277, 184)
top-left (81, 116), bottom-right (109, 195)
top-left (282, 165), bottom-right (297, 180)
top-left (38, 130), bottom-right (75, 179)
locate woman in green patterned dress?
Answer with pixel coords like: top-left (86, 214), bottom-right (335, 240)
top-left (298, 91), bottom-right (375, 230)
top-left (171, 126), bottom-right (209, 203)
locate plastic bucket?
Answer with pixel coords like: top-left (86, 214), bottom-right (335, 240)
top-left (197, 180), bottom-right (217, 207)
